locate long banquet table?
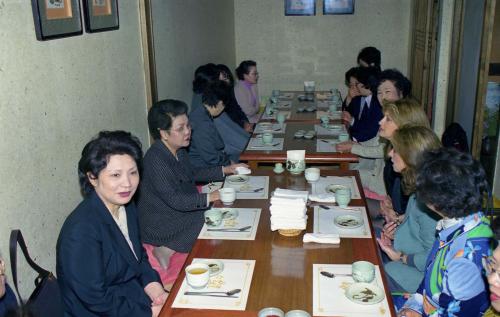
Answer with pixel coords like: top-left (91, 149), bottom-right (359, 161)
top-left (159, 169), bottom-right (396, 317)
top-left (239, 122), bottom-right (358, 170)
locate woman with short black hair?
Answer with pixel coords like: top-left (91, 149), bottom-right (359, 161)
top-left (57, 131), bottom-right (167, 317)
top-left (234, 60), bottom-right (260, 123)
top-left (398, 148), bottom-right (493, 317)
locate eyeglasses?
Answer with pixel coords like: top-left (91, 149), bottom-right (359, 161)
top-left (483, 256), bottom-right (500, 283)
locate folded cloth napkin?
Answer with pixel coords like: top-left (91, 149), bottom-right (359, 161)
top-left (309, 193), bottom-right (336, 203)
top-left (270, 218), bottom-right (307, 231)
top-left (303, 233), bottom-right (340, 244)
top-left (273, 188), bottom-right (309, 202)
top-left (270, 206), bottom-right (306, 217)
top-left (270, 196), bottom-right (307, 206)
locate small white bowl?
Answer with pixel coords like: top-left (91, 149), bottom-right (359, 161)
top-left (285, 310), bottom-right (311, 317)
top-left (259, 307), bottom-right (285, 317)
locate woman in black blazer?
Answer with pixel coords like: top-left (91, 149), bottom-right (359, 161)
top-left (57, 131), bottom-right (167, 317)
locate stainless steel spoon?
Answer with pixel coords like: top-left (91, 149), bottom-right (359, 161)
top-left (207, 226), bottom-right (252, 232)
top-left (184, 288), bottom-right (241, 297)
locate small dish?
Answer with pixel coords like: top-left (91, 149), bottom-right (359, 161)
top-left (325, 184), bottom-right (349, 193)
top-left (294, 131), bottom-right (305, 138)
top-left (258, 307), bottom-right (285, 317)
top-left (334, 214), bottom-right (364, 229)
top-left (345, 282), bottom-right (385, 305)
top-left (227, 175), bottom-right (249, 184)
top-left (285, 310), bottom-right (311, 317)
top-left (305, 106), bottom-right (316, 112)
top-left (221, 209), bottom-right (239, 220)
top-left (304, 133), bottom-right (315, 140)
top-left (297, 107), bottom-right (305, 112)
top-left (198, 259), bottom-right (224, 276)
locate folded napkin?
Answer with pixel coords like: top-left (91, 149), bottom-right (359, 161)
top-left (270, 196), bottom-right (307, 207)
top-left (270, 206), bottom-right (306, 217)
top-left (303, 233), bottom-right (340, 244)
top-left (270, 218), bottom-right (307, 231)
top-left (309, 194), bottom-right (336, 203)
top-left (273, 188), bottom-right (309, 202)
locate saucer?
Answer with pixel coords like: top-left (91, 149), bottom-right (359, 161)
top-left (334, 215), bottom-right (363, 229)
top-left (197, 259), bottom-right (224, 276)
top-left (227, 175), bottom-right (249, 184)
top-left (325, 184), bottom-right (349, 193)
top-left (345, 282), bottom-right (385, 305)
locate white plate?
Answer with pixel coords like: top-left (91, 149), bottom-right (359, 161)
top-left (334, 215), bottom-right (363, 229)
top-left (198, 259), bottom-right (225, 276)
top-left (345, 282), bottom-right (385, 305)
top-left (325, 184), bottom-right (349, 193)
top-left (227, 175), bottom-right (249, 184)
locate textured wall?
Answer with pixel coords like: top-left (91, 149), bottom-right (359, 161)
top-left (0, 1), bottom-right (148, 296)
top-left (234, 0), bottom-right (411, 97)
top-left (152, 0), bottom-right (236, 105)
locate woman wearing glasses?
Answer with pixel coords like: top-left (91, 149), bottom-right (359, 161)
top-left (398, 147), bottom-right (493, 317)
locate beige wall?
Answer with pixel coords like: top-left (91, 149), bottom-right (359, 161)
top-left (0, 1), bottom-right (148, 295)
top-left (152, 0), bottom-right (236, 105)
top-left (234, 0), bottom-right (412, 97)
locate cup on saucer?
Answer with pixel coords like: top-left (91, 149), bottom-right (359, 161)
top-left (273, 163), bottom-right (285, 174)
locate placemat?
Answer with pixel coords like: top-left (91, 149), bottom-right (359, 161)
top-left (261, 110), bottom-right (291, 120)
top-left (224, 176), bottom-right (270, 199)
top-left (316, 139), bottom-right (339, 152)
top-left (314, 124), bottom-right (347, 136)
top-left (247, 137), bottom-right (284, 151)
top-left (313, 206), bottom-right (371, 238)
top-left (198, 208), bottom-right (261, 240)
top-left (254, 122), bottom-right (287, 134)
top-left (311, 176), bottom-right (361, 199)
top-left (313, 264), bottom-right (391, 317)
top-left (316, 110), bottom-right (342, 120)
top-left (172, 259), bottom-right (255, 311)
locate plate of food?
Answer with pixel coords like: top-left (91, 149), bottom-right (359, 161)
top-left (334, 214), bottom-right (363, 229)
top-left (227, 175), bottom-right (249, 184)
top-left (325, 184), bottom-right (349, 193)
top-left (345, 282), bottom-right (385, 305)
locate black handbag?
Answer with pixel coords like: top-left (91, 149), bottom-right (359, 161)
top-left (9, 229), bottom-right (64, 317)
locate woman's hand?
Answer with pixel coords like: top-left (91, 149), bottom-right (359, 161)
top-left (336, 141), bottom-right (356, 153)
top-left (0, 259), bottom-right (6, 298)
top-left (145, 282), bottom-right (168, 317)
top-left (223, 163), bottom-right (249, 175)
top-left (208, 191), bottom-right (220, 203)
top-left (377, 237), bottom-right (402, 262)
top-left (382, 221), bottom-right (398, 240)
top-left (397, 308), bottom-right (422, 317)
top-left (243, 122), bottom-right (254, 133)
top-left (342, 111), bottom-right (352, 124)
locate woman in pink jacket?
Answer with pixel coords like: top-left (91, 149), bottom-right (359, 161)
top-left (234, 60), bottom-right (260, 123)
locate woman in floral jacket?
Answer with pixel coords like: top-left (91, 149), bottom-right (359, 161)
top-left (398, 148), bottom-right (493, 317)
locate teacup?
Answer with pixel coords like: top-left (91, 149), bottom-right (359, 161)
top-left (320, 115), bottom-right (329, 125)
top-left (276, 113), bottom-right (286, 125)
top-left (274, 162), bottom-right (285, 174)
top-left (219, 187), bottom-right (236, 206)
top-left (335, 187), bottom-right (351, 208)
top-left (352, 261), bottom-right (375, 283)
top-left (285, 310), bottom-right (311, 317)
top-left (338, 133), bottom-right (350, 142)
top-left (305, 167), bottom-right (320, 183)
top-left (262, 132), bottom-right (274, 144)
top-left (185, 263), bottom-right (210, 289)
top-left (204, 209), bottom-right (222, 226)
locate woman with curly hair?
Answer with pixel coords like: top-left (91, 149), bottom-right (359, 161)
top-left (398, 148), bottom-right (493, 317)
top-left (377, 126), bottom-right (441, 293)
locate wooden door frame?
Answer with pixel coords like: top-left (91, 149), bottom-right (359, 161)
top-left (139, 0), bottom-right (158, 110)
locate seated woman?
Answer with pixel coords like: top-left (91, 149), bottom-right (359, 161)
top-left (357, 46), bottom-right (382, 71)
top-left (138, 99), bottom-right (245, 287)
top-left (217, 64), bottom-right (253, 133)
top-left (398, 148), bottom-right (493, 317)
top-left (341, 66), bottom-right (382, 142)
top-left (192, 64), bottom-right (250, 162)
top-left (0, 254), bottom-right (17, 316)
top-left (377, 126), bottom-right (441, 293)
top-left (190, 82), bottom-right (236, 167)
top-left (342, 67), bottom-right (361, 109)
top-left (234, 60), bottom-right (260, 123)
top-left (337, 70), bottom-right (414, 200)
top-left (57, 131), bottom-right (167, 317)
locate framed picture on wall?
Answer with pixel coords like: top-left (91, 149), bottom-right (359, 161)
top-left (30, 0), bottom-right (83, 40)
top-left (323, 0), bottom-right (355, 15)
top-left (82, 0), bottom-right (119, 33)
top-left (285, 0), bottom-right (316, 16)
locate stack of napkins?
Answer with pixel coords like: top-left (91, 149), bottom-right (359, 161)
top-left (270, 188), bottom-right (308, 231)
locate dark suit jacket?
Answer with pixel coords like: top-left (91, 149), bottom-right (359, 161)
top-left (56, 191), bottom-right (159, 317)
top-left (138, 141), bottom-right (224, 253)
top-left (188, 104), bottom-right (231, 168)
top-left (346, 95), bottom-right (383, 142)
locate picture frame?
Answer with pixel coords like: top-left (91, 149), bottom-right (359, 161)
top-left (82, 0), bottom-right (119, 33)
top-left (323, 0), bottom-right (355, 15)
top-left (30, 0), bottom-right (83, 41)
top-left (285, 0), bottom-right (316, 16)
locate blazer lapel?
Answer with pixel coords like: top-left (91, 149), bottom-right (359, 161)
top-left (90, 192), bottom-right (140, 269)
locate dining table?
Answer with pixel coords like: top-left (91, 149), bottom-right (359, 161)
top-left (239, 121), bottom-right (359, 170)
top-left (158, 169), bottom-right (396, 317)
